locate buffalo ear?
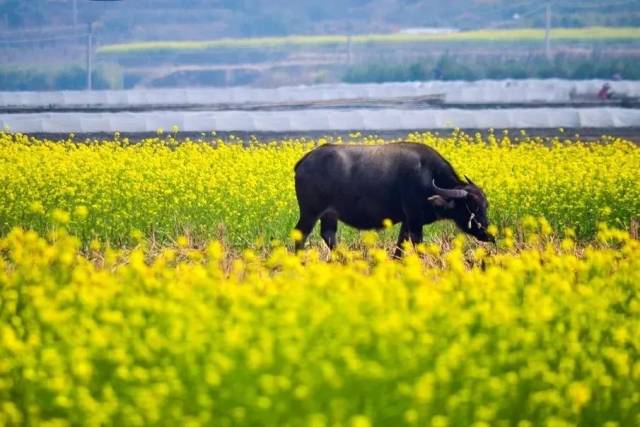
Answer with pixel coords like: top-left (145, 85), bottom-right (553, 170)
top-left (427, 195), bottom-right (455, 209)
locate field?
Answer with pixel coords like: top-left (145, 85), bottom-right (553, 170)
top-left (97, 27), bottom-right (640, 55)
top-left (1, 131), bottom-right (639, 426)
top-left (1, 131), bottom-right (639, 245)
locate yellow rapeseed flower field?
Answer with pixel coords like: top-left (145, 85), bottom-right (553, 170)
top-left (0, 131), bottom-right (639, 426)
top-left (0, 225), bottom-right (639, 426)
top-left (97, 27), bottom-right (640, 55)
top-left (0, 131), bottom-right (638, 246)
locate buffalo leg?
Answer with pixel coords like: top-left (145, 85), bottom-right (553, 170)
top-left (294, 213), bottom-right (319, 252)
top-left (394, 222), bottom-right (423, 258)
top-left (394, 223), bottom-right (409, 258)
top-left (409, 226), bottom-right (423, 247)
top-left (320, 213), bottom-right (338, 250)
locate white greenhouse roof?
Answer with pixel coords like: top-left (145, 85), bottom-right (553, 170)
top-left (2, 108), bottom-right (639, 134)
top-left (1, 79), bottom-right (639, 108)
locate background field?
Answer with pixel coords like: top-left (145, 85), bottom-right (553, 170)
top-left (97, 27), bottom-right (640, 55)
top-left (4, 0), bottom-right (640, 90)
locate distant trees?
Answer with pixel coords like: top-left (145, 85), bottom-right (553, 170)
top-left (0, 0), bottom-right (46, 28)
top-left (343, 54), bottom-right (640, 83)
top-left (0, 66), bottom-right (112, 91)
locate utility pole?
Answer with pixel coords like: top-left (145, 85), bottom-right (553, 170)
top-left (345, 17), bottom-right (353, 66)
top-left (544, 1), bottom-right (552, 61)
top-left (72, 0), bottom-right (78, 26)
top-left (86, 22), bottom-right (93, 91)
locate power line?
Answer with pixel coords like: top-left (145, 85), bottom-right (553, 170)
top-left (555, 0), bottom-right (640, 9)
top-left (480, 3), bottom-right (548, 29)
top-left (516, 3), bottom-right (549, 18)
top-left (449, 0), bottom-right (545, 29)
top-left (0, 25), bottom-right (88, 39)
top-left (0, 33), bottom-right (87, 45)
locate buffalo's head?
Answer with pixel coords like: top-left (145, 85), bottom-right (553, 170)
top-left (428, 176), bottom-right (495, 243)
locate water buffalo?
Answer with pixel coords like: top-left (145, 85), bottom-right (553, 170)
top-left (293, 142), bottom-right (494, 256)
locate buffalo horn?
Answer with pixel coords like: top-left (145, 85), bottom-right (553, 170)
top-left (432, 179), bottom-right (468, 199)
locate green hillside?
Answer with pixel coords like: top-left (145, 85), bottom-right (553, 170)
top-left (2, 0), bottom-right (639, 42)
